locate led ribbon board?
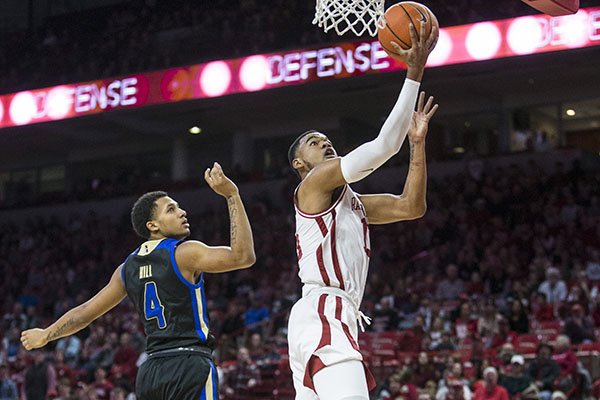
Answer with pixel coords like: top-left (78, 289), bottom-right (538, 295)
top-left (0, 8), bottom-right (599, 129)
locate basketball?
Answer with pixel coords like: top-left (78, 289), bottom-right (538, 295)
top-left (378, 2), bottom-right (439, 60)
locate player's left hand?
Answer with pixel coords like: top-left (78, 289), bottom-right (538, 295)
top-left (21, 328), bottom-right (49, 350)
top-left (204, 162), bottom-right (239, 198)
top-left (408, 91), bottom-right (438, 144)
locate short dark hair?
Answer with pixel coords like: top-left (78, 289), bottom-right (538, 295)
top-left (537, 342), bottom-right (553, 354)
top-left (287, 130), bottom-right (318, 167)
top-left (131, 191), bottom-right (168, 239)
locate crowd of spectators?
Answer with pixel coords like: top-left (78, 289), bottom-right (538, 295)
top-left (4, 0), bottom-right (600, 95)
top-left (0, 157), bottom-right (599, 399)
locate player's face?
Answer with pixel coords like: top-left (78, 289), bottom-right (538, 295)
top-left (295, 132), bottom-right (337, 172)
top-left (148, 196), bottom-right (190, 240)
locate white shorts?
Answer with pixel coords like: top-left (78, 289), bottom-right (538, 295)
top-left (287, 288), bottom-right (375, 399)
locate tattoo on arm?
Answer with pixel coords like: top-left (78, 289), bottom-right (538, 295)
top-left (47, 317), bottom-right (82, 341)
top-left (409, 143), bottom-right (414, 161)
top-left (228, 196), bottom-right (238, 246)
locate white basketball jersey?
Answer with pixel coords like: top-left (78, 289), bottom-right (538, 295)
top-left (294, 185), bottom-right (371, 309)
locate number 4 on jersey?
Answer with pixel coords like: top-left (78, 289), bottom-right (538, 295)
top-left (144, 282), bottom-right (166, 329)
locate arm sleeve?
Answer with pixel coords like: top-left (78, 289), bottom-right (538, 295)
top-left (340, 79), bottom-right (420, 183)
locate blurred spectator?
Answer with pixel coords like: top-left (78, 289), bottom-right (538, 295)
top-left (562, 303), bottom-right (595, 344)
top-left (434, 331), bottom-right (457, 352)
top-left (372, 297), bottom-right (400, 332)
top-left (112, 333), bottom-right (137, 382)
top-left (436, 378), bottom-right (471, 400)
top-left (0, 363), bottom-right (18, 400)
top-left (531, 292), bottom-right (556, 322)
top-left (498, 354), bottom-right (534, 398)
top-left (550, 391), bottom-right (567, 400)
top-left (436, 264), bottom-right (465, 301)
top-left (538, 267), bottom-right (567, 305)
top-left (55, 334), bottom-right (82, 366)
top-left (222, 347), bottom-right (261, 398)
top-left (24, 350), bottom-right (57, 400)
top-left (585, 249), bottom-right (600, 282)
top-left (91, 367), bottom-right (114, 399)
top-left (246, 332), bottom-right (280, 362)
top-left (379, 368), bottom-right (419, 400)
top-left (413, 352), bottom-right (439, 388)
top-left (454, 303), bottom-right (478, 342)
top-left (473, 367), bottom-right (509, 400)
top-left (477, 302), bottom-right (502, 346)
top-left (528, 343), bottom-right (560, 400)
top-left (489, 318), bottom-right (518, 349)
top-left (24, 306), bottom-right (39, 330)
top-left (507, 299), bottom-right (529, 334)
top-left (429, 317), bottom-right (446, 349)
top-left (53, 349), bottom-right (75, 385)
top-left (220, 301), bottom-right (245, 336)
top-left (2, 304), bottom-right (27, 332)
top-left (0, 329), bottom-right (20, 364)
top-left (494, 343), bottom-right (516, 375)
top-left (244, 297), bottom-right (270, 335)
top-left (55, 378), bottom-right (73, 400)
top-left (551, 335), bottom-right (578, 395)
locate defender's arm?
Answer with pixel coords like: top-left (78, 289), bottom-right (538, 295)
top-left (21, 265), bottom-right (126, 350)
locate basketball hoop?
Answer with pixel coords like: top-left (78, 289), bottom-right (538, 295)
top-left (313, 0), bottom-right (385, 37)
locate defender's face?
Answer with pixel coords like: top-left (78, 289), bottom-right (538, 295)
top-left (293, 132), bottom-right (337, 174)
top-left (148, 196), bottom-right (190, 239)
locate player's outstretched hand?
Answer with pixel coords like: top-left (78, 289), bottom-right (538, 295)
top-left (21, 328), bottom-right (48, 350)
top-left (408, 91), bottom-right (438, 144)
top-left (391, 20), bottom-right (438, 69)
top-left (204, 162), bottom-right (239, 198)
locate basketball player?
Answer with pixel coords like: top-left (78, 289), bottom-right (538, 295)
top-left (287, 21), bottom-right (438, 400)
top-left (20, 162), bottom-right (255, 400)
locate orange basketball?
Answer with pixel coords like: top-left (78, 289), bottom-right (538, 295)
top-left (377, 2), bottom-right (439, 60)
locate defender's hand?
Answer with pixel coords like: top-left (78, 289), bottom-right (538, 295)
top-left (204, 162), bottom-right (239, 198)
top-left (21, 328), bottom-right (48, 350)
top-left (408, 91), bottom-right (438, 144)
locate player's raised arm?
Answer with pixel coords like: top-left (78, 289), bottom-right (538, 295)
top-left (176, 162), bottom-right (256, 273)
top-left (359, 91), bottom-right (438, 224)
top-left (292, 21), bottom-right (437, 213)
top-left (21, 265), bottom-right (126, 350)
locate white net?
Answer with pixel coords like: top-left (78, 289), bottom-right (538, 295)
top-left (313, 0), bottom-right (385, 37)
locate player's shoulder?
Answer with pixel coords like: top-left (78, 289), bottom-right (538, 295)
top-left (174, 240), bottom-right (211, 260)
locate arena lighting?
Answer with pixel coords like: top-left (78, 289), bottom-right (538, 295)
top-left (9, 91), bottom-right (37, 125)
top-left (426, 29), bottom-right (453, 66)
top-left (189, 126), bottom-right (202, 134)
top-left (1, 7), bottom-right (599, 129)
top-left (566, 109), bottom-right (576, 116)
top-left (239, 55), bottom-right (269, 91)
top-left (465, 22), bottom-right (502, 60)
top-left (555, 10), bottom-right (589, 48)
top-left (200, 61), bottom-right (232, 97)
top-left (507, 16), bottom-right (545, 54)
top-left (46, 86), bottom-right (74, 119)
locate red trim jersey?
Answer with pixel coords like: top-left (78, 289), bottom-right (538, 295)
top-left (294, 185), bottom-right (371, 312)
top-left (289, 185), bottom-right (376, 398)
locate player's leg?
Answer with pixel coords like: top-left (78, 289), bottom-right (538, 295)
top-left (288, 298), bottom-right (321, 400)
top-left (313, 360), bottom-right (369, 400)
